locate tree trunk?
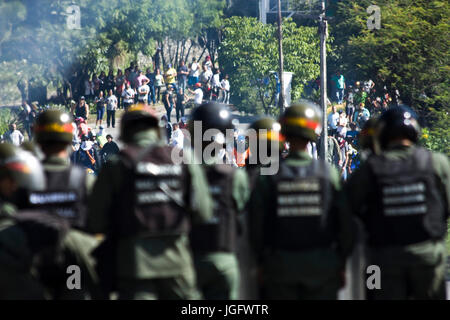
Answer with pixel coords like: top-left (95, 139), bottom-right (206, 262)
top-left (184, 41), bottom-right (194, 63)
top-left (160, 41), bottom-right (166, 70)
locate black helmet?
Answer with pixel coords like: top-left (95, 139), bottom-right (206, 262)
top-left (188, 102), bottom-right (234, 143)
top-left (0, 143), bottom-right (45, 195)
top-left (279, 100), bottom-right (322, 142)
top-left (120, 103), bottom-right (159, 143)
top-left (248, 117), bottom-right (284, 150)
top-left (377, 105), bottom-right (421, 149)
top-left (359, 117), bottom-right (378, 152)
top-left (34, 110), bottom-right (73, 144)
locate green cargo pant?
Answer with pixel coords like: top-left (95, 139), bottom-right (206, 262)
top-left (117, 272), bottom-right (201, 300)
top-left (261, 248), bottom-right (343, 300)
top-left (194, 252), bottom-right (240, 300)
top-left (367, 240), bottom-right (447, 300)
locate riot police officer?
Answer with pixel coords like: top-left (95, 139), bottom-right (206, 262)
top-left (0, 144), bottom-right (99, 299)
top-left (346, 105), bottom-right (450, 299)
top-left (187, 102), bottom-right (249, 300)
top-left (248, 100), bottom-right (353, 299)
top-left (246, 117), bottom-right (284, 190)
top-left (87, 104), bottom-right (213, 300)
top-left (33, 109), bottom-right (94, 230)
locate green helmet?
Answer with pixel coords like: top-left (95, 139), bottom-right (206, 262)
top-left (35, 110), bottom-right (73, 144)
top-left (248, 117), bottom-right (284, 149)
top-left (279, 100), bottom-right (322, 142)
top-left (120, 103), bottom-right (159, 143)
top-left (0, 143), bottom-right (46, 194)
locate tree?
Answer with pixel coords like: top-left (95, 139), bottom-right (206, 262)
top-left (332, 0), bottom-right (449, 115)
top-left (219, 16), bottom-right (324, 115)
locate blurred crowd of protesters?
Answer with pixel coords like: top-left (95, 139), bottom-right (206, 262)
top-left (75, 56), bottom-right (231, 120)
top-left (310, 72), bottom-right (401, 181)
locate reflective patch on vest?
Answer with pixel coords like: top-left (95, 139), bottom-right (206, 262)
top-left (29, 192), bottom-right (78, 205)
top-left (382, 182), bottom-right (425, 196)
top-left (277, 207), bottom-right (322, 216)
top-left (277, 180), bottom-right (321, 192)
top-left (384, 205), bottom-right (428, 216)
top-left (137, 191), bottom-right (182, 204)
top-left (277, 194), bottom-right (321, 205)
top-left (383, 194), bottom-right (426, 205)
top-left (136, 162), bottom-right (182, 176)
top-left (135, 179), bottom-right (180, 190)
top-left (382, 182), bottom-right (427, 216)
top-left (54, 208), bottom-right (77, 218)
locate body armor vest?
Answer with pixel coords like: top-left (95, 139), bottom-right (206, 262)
top-left (190, 164), bottom-right (237, 253)
top-left (27, 166), bottom-right (87, 229)
top-left (366, 147), bottom-right (446, 246)
top-left (116, 145), bottom-right (190, 237)
top-left (266, 159), bottom-right (334, 251)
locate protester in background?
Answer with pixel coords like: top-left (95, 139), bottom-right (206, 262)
top-left (165, 64), bottom-right (177, 90)
top-left (122, 82), bottom-right (135, 111)
top-left (5, 123), bottom-right (24, 146)
top-left (163, 84), bottom-right (175, 122)
top-left (154, 68), bottom-right (164, 102)
top-left (106, 70), bottom-right (115, 94)
top-left (327, 105), bottom-right (339, 136)
top-left (100, 134), bottom-right (120, 164)
top-left (188, 58), bottom-right (200, 87)
top-left (177, 60), bottom-right (189, 93)
top-left (115, 69), bottom-right (125, 109)
top-left (75, 96), bottom-right (89, 121)
top-left (221, 74), bottom-right (230, 105)
top-left (94, 91), bottom-right (106, 129)
top-left (170, 122), bottom-right (184, 150)
top-left (106, 89), bottom-right (118, 128)
top-left (331, 71), bottom-right (346, 104)
top-left (189, 83), bottom-right (204, 107)
top-left (146, 68), bottom-right (156, 105)
top-left (137, 79), bottom-right (150, 104)
top-left (211, 69), bottom-right (221, 101)
top-left (176, 88), bottom-right (186, 123)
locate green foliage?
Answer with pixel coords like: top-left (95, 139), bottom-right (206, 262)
top-left (419, 109), bottom-right (450, 156)
top-left (332, 0), bottom-right (449, 112)
top-left (219, 17), bottom-right (323, 116)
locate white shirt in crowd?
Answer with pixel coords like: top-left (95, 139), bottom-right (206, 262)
top-left (307, 141), bottom-right (318, 160)
top-left (137, 84), bottom-right (150, 102)
top-left (106, 94), bottom-right (118, 110)
top-left (170, 128), bottom-right (184, 149)
top-left (194, 88), bottom-right (204, 105)
top-left (212, 73), bottom-right (221, 87)
top-left (201, 69), bottom-right (212, 83)
top-left (327, 111), bottom-right (339, 130)
top-left (122, 88), bottom-right (135, 104)
top-left (190, 62), bottom-right (200, 77)
top-left (6, 129), bottom-right (24, 146)
top-left (84, 80), bottom-right (94, 96)
top-left (221, 79), bottom-right (230, 91)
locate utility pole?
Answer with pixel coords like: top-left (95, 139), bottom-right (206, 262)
top-left (319, 0), bottom-right (328, 160)
top-left (277, 0), bottom-right (285, 113)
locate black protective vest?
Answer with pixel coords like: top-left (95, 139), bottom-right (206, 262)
top-left (27, 166), bottom-right (88, 230)
top-left (190, 164), bottom-right (237, 253)
top-left (366, 147), bottom-right (446, 246)
top-left (116, 145), bottom-right (190, 237)
top-left (266, 159), bottom-right (334, 251)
